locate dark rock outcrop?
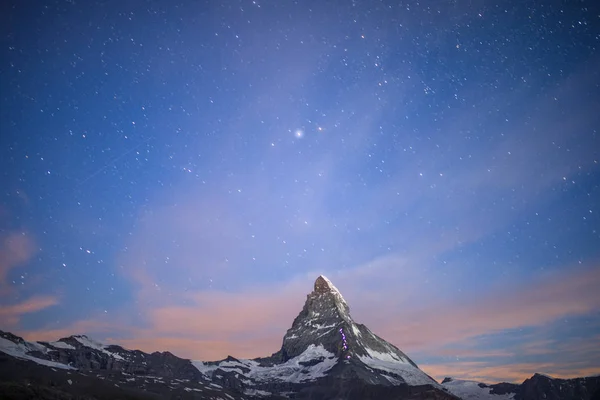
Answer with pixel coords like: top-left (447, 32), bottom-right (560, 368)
top-left (516, 373), bottom-right (600, 400)
top-left (442, 374), bottom-right (600, 400)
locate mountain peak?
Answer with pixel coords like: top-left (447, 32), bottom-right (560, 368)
top-left (263, 274), bottom-right (440, 388)
top-left (314, 275), bottom-right (334, 293)
top-left (313, 274), bottom-right (349, 312)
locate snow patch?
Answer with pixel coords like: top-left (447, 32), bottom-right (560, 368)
top-left (312, 323), bottom-right (336, 330)
top-left (253, 344), bottom-right (336, 383)
top-left (366, 348), bottom-right (405, 363)
top-left (73, 335), bottom-right (104, 349)
top-left (384, 375), bottom-right (402, 385)
top-left (67, 379), bottom-right (72, 385)
top-left (194, 344), bottom-right (337, 384)
top-left (73, 336), bottom-right (125, 360)
top-left (28, 341), bottom-right (49, 353)
top-left (192, 360), bottom-right (219, 377)
top-left (358, 353), bottom-right (438, 387)
top-left (244, 388), bottom-right (272, 397)
top-left (443, 379), bottom-right (516, 400)
top-left (49, 341), bottom-right (75, 350)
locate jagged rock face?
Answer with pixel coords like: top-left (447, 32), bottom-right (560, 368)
top-left (0, 331), bottom-right (203, 381)
top-left (0, 331), bottom-right (240, 399)
top-left (277, 275), bottom-right (351, 361)
top-left (277, 275), bottom-right (419, 369)
top-left (198, 275), bottom-right (447, 398)
top-left (0, 351), bottom-right (244, 400)
top-left (517, 373), bottom-right (600, 400)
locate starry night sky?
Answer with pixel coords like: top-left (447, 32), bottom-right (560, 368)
top-left (1, 0), bottom-right (599, 383)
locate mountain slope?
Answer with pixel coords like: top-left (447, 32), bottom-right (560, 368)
top-left (198, 275), bottom-right (454, 399)
top-left (442, 378), bottom-right (518, 400)
top-left (0, 330), bottom-right (245, 399)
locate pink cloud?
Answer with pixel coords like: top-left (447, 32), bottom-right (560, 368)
top-left (370, 266), bottom-right (600, 351)
top-left (119, 279), bottom-right (311, 359)
top-left (115, 336), bottom-right (282, 361)
top-left (0, 296), bottom-right (59, 328)
top-left (421, 361), bottom-right (600, 384)
top-left (19, 315), bottom-right (130, 343)
top-left (0, 232), bottom-right (36, 293)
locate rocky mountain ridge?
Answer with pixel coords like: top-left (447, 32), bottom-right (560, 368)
top-left (180, 275), bottom-right (453, 399)
top-left (1, 275), bottom-right (598, 399)
top-left (441, 375), bottom-right (600, 400)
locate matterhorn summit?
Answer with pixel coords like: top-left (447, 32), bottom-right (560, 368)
top-left (192, 275), bottom-right (453, 399)
top-left (272, 275), bottom-right (435, 384)
top-left (276, 274), bottom-right (354, 360)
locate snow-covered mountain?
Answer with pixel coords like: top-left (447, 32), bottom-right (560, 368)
top-left (441, 378), bottom-right (518, 400)
top-left (1, 275), bottom-right (599, 399)
top-left (193, 275), bottom-right (450, 398)
top-left (0, 329), bottom-right (242, 399)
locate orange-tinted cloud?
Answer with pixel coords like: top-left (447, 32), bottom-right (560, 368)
top-left (371, 266), bottom-right (600, 351)
top-left (115, 336), bottom-right (282, 361)
top-left (419, 335), bottom-right (600, 383)
top-left (0, 296), bottom-right (59, 327)
top-left (19, 315), bottom-right (128, 343)
top-left (421, 361), bottom-right (600, 384)
top-left (16, 277), bottom-right (311, 360)
top-left (116, 279), bottom-right (311, 360)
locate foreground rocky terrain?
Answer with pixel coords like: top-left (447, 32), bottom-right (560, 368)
top-left (1, 275), bottom-right (598, 399)
top-left (441, 375), bottom-right (600, 400)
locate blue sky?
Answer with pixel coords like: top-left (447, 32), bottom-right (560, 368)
top-left (1, 0), bottom-right (599, 383)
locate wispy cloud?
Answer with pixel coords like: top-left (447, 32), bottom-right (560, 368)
top-left (421, 361), bottom-right (600, 384)
top-left (19, 315), bottom-right (130, 343)
top-left (111, 278), bottom-right (312, 360)
top-left (0, 231), bottom-right (36, 295)
top-left (0, 296), bottom-right (59, 328)
top-left (344, 262), bottom-right (600, 351)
